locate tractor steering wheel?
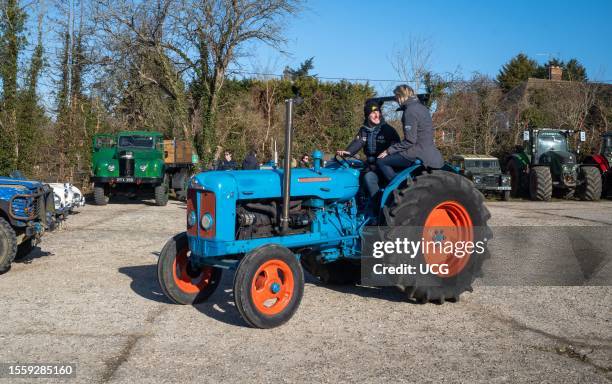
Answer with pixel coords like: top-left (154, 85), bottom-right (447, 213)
top-left (334, 152), bottom-right (366, 170)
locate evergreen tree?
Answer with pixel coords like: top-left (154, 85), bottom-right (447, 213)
top-left (496, 53), bottom-right (539, 91)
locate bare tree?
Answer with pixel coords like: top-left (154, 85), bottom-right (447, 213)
top-left (389, 35), bottom-right (432, 92)
top-left (168, 0), bottom-right (301, 162)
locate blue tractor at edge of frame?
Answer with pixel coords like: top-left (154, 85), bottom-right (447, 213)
top-left (158, 97), bottom-right (492, 328)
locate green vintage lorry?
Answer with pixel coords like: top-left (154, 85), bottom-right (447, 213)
top-left (91, 131), bottom-right (194, 206)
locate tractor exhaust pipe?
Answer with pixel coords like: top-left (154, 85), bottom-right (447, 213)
top-left (280, 98), bottom-right (301, 234)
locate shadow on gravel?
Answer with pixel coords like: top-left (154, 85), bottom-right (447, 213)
top-left (118, 264), bottom-right (172, 304)
top-left (303, 271), bottom-right (410, 303)
top-left (14, 245), bottom-right (53, 264)
top-left (120, 264), bottom-right (416, 328)
top-left (119, 264), bottom-right (247, 327)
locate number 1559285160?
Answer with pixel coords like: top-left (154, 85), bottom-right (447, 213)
top-left (1, 363), bottom-right (76, 378)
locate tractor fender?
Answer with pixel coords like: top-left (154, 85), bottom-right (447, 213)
top-left (379, 163), bottom-right (425, 209)
top-left (582, 154), bottom-right (609, 173)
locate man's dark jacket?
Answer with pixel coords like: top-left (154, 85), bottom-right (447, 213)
top-left (386, 97), bottom-right (444, 168)
top-left (346, 122), bottom-right (400, 163)
top-left (216, 159), bottom-right (238, 170)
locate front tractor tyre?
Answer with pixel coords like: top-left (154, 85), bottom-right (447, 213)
top-left (529, 166), bottom-right (552, 201)
top-left (382, 170), bottom-right (491, 304)
top-left (576, 166), bottom-right (602, 201)
top-left (93, 183), bottom-right (109, 205)
top-left (157, 232), bottom-right (222, 304)
top-left (0, 217), bottom-right (17, 274)
top-left (234, 244), bottom-right (304, 329)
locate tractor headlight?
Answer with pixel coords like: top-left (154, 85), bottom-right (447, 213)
top-left (501, 175), bottom-right (510, 186)
top-left (187, 211), bottom-right (197, 227)
top-left (139, 164), bottom-right (148, 172)
top-left (107, 164), bottom-right (116, 172)
top-left (201, 213), bottom-right (213, 230)
top-left (473, 176), bottom-right (482, 183)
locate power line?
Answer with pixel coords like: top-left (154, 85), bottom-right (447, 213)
top-left (231, 70), bottom-right (612, 85)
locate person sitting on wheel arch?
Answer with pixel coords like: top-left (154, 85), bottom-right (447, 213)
top-left (377, 84), bottom-right (444, 181)
top-left (337, 100), bottom-right (400, 197)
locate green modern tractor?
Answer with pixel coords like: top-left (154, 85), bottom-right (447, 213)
top-left (506, 128), bottom-right (601, 201)
top-left (91, 131), bottom-right (194, 206)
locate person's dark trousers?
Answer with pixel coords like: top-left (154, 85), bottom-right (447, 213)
top-left (363, 171), bottom-right (380, 197)
top-left (377, 153), bottom-right (415, 181)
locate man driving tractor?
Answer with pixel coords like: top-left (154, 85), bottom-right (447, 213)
top-left (337, 99), bottom-right (400, 197)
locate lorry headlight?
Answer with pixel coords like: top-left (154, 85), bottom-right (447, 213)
top-left (473, 176), bottom-right (481, 183)
top-left (187, 211), bottom-right (196, 227)
top-left (201, 213), bottom-right (213, 230)
top-left (139, 164), bottom-right (148, 172)
top-left (107, 164), bottom-right (115, 172)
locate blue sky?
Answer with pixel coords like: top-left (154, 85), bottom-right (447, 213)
top-left (241, 0), bottom-right (612, 94)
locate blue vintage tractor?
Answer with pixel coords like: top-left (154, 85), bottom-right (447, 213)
top-left (158, 98), bottom-right (491, 328)
top-left (0, 173), bottom-right (56, 273)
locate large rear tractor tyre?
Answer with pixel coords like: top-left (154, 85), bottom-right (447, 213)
top-left (154, 182), bottom-right (169, 206)
top-left (507, 160), bottom-right (524, 198)
top-left (576, 166), bottom-right (602, 201)
top-left (234, 244), bottom-right (304, 328)
top-left (381, 171), bottom-right (491, 304)
top-left (157, 232), bottom-right (222, 304)
top-left (0, 218), bottom-right (17, 274)
top-left (529, 167), bottom-right (552, 201)
top-left (93, 183), bottom-right (109, 205)
top-left (15, 238), bottom-right (33, 260)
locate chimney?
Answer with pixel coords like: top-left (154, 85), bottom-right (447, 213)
top-left (548, 65), bottom-right (562, 81)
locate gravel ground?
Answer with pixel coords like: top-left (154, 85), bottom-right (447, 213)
top-left (0, 198), bottom-right (610, 383)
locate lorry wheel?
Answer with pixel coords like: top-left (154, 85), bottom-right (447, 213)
top-left (158, 232), bottom-right (222, 304)
top-left (381, 170), bottom-right (491, 304)
top-left (529, 167), bottom-right (552, 201)
top-left (234, 244), bottom-right (304, 328)
top-left (94, 183), bottom-right (109, 205)
top-left (501, 190), bottom-right (510, 201)
top-left (15, 238), bottom-right (33, 260)
top-left (577, 166), bottom-right (602, 201)
top-left (0, 217), bottom-right (17, 274)
top-left (154, 183), bottom-right (169, 206)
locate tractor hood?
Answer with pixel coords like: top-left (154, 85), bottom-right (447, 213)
top-left (546, 150), bottom-right (576, 165)
top-left (192, 167), bottom-right (360, 202)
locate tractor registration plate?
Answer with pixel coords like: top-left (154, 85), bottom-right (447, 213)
top-left (116, 177), bottom-right (134, 183)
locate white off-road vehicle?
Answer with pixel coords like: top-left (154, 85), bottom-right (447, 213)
top-left (49, 183), bottom-right (85, 215)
